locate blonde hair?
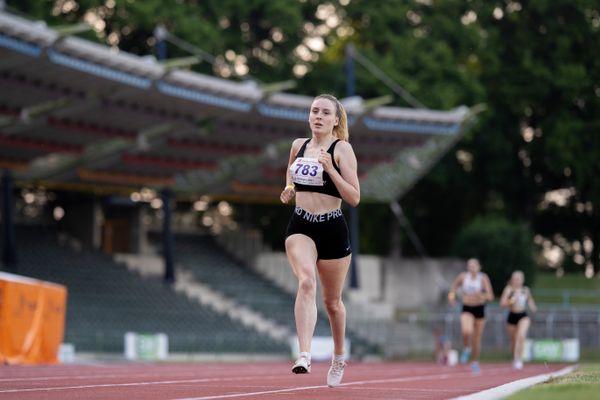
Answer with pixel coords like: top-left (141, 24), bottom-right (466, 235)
top-left (315, 94), bottom-right (349, 141)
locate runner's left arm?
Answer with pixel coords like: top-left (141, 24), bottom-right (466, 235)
top-left (320, 141), bottom-right (360, 206)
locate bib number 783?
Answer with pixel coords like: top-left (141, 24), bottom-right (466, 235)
top-left (295, 163), bottom-right (319, 177)
top-left (290, 157), bottom-right (324, 186)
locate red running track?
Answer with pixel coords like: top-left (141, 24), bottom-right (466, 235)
top-left (0, 361), bottom-right (570, 400)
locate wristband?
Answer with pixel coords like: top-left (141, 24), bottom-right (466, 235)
top-left (285, 184), bottom-right (295, 191)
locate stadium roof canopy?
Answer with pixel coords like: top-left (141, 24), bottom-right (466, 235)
top-left (0, 11), bottom-right (476, 203)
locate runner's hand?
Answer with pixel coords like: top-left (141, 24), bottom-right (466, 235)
top-left (280, 185), bottom-right (295, 204)
top-left (318, 149), bottom-right (334, 173)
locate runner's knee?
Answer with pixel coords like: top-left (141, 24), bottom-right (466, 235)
top-left (324, 298), bottom-right (343, 315)
top-left (298, 276), bottom-right (316, 295)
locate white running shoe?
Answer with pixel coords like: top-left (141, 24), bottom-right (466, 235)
top-left (512, 360), bottom-right (523, 370)
top-left (327, 360), bottom-right (346, 387)
top-left (292, 355), bottom-right (311, 374)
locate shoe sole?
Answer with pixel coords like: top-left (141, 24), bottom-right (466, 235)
top-left (292, 366), bottom-right (310, 374)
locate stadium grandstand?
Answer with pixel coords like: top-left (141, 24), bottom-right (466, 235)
top-left (0, 9), bottom-right (481, 361)
top-left (0, 11), bottom-right (474, 201)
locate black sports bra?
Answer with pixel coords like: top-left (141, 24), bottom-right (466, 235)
top-left (292, 138), bottom-right (342, 199)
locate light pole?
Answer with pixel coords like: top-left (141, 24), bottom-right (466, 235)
top-left (346, 44), bottom-right (359, 289)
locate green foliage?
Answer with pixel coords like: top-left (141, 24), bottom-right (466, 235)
top-left (395, 0), bottom-right (599, 273)
top-left (7, 0), bottom-right (319, 80)
top-left (451, 215), bottom-right (535, 295)
top-left (534, 272), bottom-right (600, 290)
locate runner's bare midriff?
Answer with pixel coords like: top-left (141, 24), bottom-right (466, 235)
top-left (296, 191), bottom-right (342, 215)
top-left (462, 293), bottom-right (487, 306)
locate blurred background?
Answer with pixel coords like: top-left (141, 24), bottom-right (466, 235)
top-left (0, 0), bottom-right (598, 363)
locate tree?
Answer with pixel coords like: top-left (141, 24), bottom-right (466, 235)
top-left (7, 0), bottom-right (320, 81)
top-left (338, 0), bottom-right (600, 274)
top-left (451, 215), bottom-right (536, 296)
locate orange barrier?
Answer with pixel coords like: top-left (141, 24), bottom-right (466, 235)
top-left (0, 272), bottom-right (67, 365)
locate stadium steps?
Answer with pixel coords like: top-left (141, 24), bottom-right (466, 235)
top-left (173, 234), bottom-right (331, 334)
top-left (170, 233), bottom-right (377, 357)
top-left (116, 253), bottom-right (291, 343)
top-left (11, 225), bottom-right (288, 354)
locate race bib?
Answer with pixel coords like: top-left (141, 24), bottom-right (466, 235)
top-left (290, 157), bottom-right (324, 186)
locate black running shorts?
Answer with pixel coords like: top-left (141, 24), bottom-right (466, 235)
top-left (285, 207), bottom-right (352, 260)
top-left (507, 311), bottom-right (528, 325)
top-left (461, 304), bottom-right (486, 319)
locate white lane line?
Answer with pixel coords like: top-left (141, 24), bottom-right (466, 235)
top-left (0, 368), bottom-right (223, 383)
top-left (0, 373), bottom-right (184, 383)
top-left (451, 365), bottom-right (577, 400)
top-left (341, 386), bottom-right (468, 393)
top-left (174, 384), bottom-right (328, 400)
top-left (0, 375), bottom-right (281, 394)
top-left (171, 370), bottom-right (498, 400)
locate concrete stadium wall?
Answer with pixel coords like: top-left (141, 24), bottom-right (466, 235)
top-left (254, 252), bottom-right (465, 313)
top-left (380, 257), bottom-right (465, 310)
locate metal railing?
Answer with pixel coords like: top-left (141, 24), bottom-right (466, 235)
top-left (531, 288), bottom-right (600, 309)
top-left (347, 307), bottom-right (600, 358)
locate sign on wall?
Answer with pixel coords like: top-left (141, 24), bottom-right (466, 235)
top-left (523, 338), bottom-right (579, 362)
top-left (125, 332), bottom-right (169, 361)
